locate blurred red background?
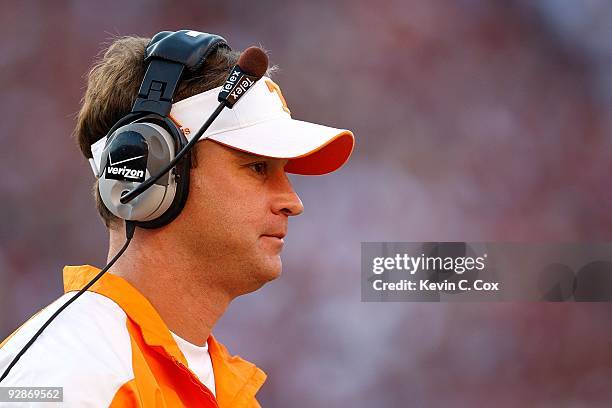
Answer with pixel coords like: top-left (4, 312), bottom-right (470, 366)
top-left (1, 1), bottom-right (611, 406)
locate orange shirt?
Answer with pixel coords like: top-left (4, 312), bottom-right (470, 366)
top-left (0, 265), bottom-right (267, 407)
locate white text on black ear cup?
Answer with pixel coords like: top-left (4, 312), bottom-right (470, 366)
top-left (98, 122), bottom-right (178, 222)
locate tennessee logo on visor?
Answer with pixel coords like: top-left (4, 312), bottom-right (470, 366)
top-left (265, 79), bottom-right (290, 114)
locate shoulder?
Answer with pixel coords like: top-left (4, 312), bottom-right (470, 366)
top-left (0, 291), bottom-right (135, 405)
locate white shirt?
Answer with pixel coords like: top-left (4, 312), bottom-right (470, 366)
top-left (170, 331), bottom-right (216, 397)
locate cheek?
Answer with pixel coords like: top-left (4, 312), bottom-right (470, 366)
top-left (189, 170), bottom-right (268, 237)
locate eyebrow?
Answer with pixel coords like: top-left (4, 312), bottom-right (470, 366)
top-left (223, 144), bottom-right (287, 164)
top-left (233, 150), bottom-right (258, 159)
top-left (230, 148), bottom-right (269, 161)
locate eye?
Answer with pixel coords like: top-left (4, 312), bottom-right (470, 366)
top-left (247, 161), bottom-right (268, 176)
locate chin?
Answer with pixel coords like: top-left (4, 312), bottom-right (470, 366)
top-left (262, 255), bottom-right (283, 281)
top-left (250, 255), bottom-right (283, 289)
top-left (235, 255), bottom-right (283, 296)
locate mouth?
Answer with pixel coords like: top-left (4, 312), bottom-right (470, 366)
top-left (260, 232), bottom-right (286, 245)
top-left (262, 232), bottom-right (286, 239)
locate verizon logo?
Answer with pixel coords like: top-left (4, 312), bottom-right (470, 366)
top-left (107, 165), bottom-right (144, 180)
top-left (105, 152), bottom-right (146, 182)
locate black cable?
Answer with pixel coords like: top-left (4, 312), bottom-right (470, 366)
top-left (0, 221), bottom-right (137, 383)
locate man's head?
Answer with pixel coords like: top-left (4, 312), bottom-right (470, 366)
top-left (74, 33), bottom-right (353, 296)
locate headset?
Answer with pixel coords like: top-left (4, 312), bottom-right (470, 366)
top-left (0, 29), bottom-right (267, 382)
top-left (98, 29), bottom-right (229, 228)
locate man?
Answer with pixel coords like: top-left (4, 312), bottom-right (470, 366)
top-left (0, 32), bottom-right (353, 406)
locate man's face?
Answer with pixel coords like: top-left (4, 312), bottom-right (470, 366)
top-left (173, 140), bottom-right (304, 296)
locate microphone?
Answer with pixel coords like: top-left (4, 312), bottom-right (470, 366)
top-left (218, 47), bottom-right (269, 108)
top-left (120, 47), bottom-right (268, 205)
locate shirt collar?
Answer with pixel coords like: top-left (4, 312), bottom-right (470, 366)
top-left (63, 265), bottom-right (267, 406)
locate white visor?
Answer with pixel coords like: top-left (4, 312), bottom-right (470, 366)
top-left (169, 76), bottom-right (354, 175)
top-left (90, 77), bottom-right (354, 177)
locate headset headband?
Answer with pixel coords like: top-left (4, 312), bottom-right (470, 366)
top-left (133, 30), bottom-right (229, 116)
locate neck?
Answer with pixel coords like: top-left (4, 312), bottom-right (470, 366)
top-left (107, 228), bottom-right (233, 347)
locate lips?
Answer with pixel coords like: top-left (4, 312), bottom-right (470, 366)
top-left (263, 232), bottom-right (287, 239)
top-left (261, 232), bottom-right (286, 239)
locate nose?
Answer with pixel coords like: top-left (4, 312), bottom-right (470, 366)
top-left (271, 173), bottom-right (304, 217)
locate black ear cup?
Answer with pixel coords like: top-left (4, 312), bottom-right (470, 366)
top-left (98, 115), bottom-right (191, 228)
